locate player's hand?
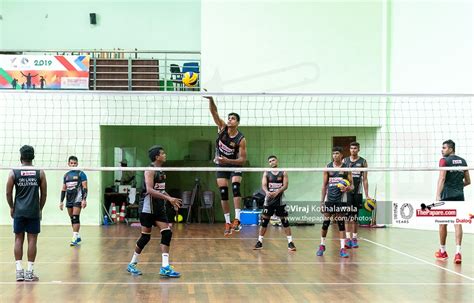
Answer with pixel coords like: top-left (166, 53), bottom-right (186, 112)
top-left (267, 192), bottom-right (276, 199)
top-left (435, 196), bottom-right (441, 201)
top-left (10, 208), bottom-right (14, 218)
top-left (366, 196), bottom-right (373, 201)
top-left (59, 202), bottom-right (64, 211)
top-left (168, 197), bottom-right (182, 208)
top-left (341, 185), bottom-right (351, 193)
top-left (216, 156), bottom-right (228, 165)
top-left (81, 200), bottom-right (87, 209)
top-left (203, 88), bottom-right (212, 100)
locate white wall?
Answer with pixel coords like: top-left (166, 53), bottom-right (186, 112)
top-left (390, 0), bottom-right (473, 93)
top-left (0, 0), bottom-right (201, 51)
top-left (201, 0), bottom-right (384, 92)
top-left (0, 0), bottom-right (4, 49)
top-left (388, 0), bottom-right (474, 232)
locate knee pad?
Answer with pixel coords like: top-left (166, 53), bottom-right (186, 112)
top-left (71, 215), bottom-right (80, 225)
top-left (136, 233), bottom-right (151, 250)
top-left (337, 219), bottom-right (345, 231)
top-left (261, 217), bottom-right (270, 228)
top-left (219, 186), bottom-right (229, 201)
top-left (322, 220), bottom-right (331, 231)
top-left (281, 217), bottom-right (290, 228)
top-left (232, 182), bottom-right (241, 197)
top-left (160, 228), bottom-right (172, 246)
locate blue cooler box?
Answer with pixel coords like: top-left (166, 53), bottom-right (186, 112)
top-left (240, 210), bottom-right (262, 225)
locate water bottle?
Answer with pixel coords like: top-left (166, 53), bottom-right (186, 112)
top-left (103, 215), bottom-right (109, 225)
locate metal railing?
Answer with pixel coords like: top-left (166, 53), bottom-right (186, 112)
top-left (0, 49), bottom-right (201, 91)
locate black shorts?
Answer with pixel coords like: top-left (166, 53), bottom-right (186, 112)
top-left (66, 200), bottom-right (82, 208)
top-left (347, 193), bottom-right (363, 212)
top-left (139, 200), bottom-right (168, 228)
top-left (216, 166), bottom-right (243, 179)
top-left (263, 204), bottom-right (288, 217)
top-left (13, 217), bottom-right (40, 234)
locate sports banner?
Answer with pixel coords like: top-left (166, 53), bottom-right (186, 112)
top-left (392, 201), bottom-right (473, 227)
top-left (0, 55), bottom-right (90, 90)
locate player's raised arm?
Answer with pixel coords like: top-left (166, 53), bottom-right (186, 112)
top-left (203, 90), bottom-right (225, 130)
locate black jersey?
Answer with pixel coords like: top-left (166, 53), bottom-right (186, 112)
top-left (265, 171), bottom-right (284, 206)
top-left (439, 155), bottom-right (468, 200)
top-left (343, 156), bottom-right (366, 194)
top-left (63, 170), bottom-right (87, 203)
top-left (326, 162), bottom-right (349, 203)
top-left (215, 126), bottom-right (244, 166)
top-left (12, 169), bottom-right (41, 219)
top-left (140, 166), bottom-right (166, 214)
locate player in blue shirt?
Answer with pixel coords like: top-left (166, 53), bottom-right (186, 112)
top-left (59, 156), bottom-right (88, 246)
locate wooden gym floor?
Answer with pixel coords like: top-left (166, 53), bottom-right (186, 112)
top-left (0, 224), bottom-right (472, 303)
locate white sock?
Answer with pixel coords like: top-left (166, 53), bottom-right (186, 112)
top-left (27, 261), bottom-right (34, 272)
top-left (340, 239), bottom-right (345, 249)
top-left (346, 232), bottom-right (351, 239)
top-left (440, 245), bottom-right (446, 253)
top-left (224, 213), bottom-right (231, 224)
top-left (131, 252), bottom-right (140, 264)
top-left (258, 235), bottom-right (264, 242)
top-left (353, 233), bottom-right (358, 239)
top-left (15, 260), bottom-right (22, 271)
top-left (235, 209), bottom-right (241, 221)
top-left (162, 253), bottom-right (169, 267)
top-left (321, 237), bottom-right (326, 246)
top-left (456, 245), bottom-right (461, 254)
top-left (73, 232), bottom-right (79, 239)
top-left (287, 236), bottom-right (293, 243)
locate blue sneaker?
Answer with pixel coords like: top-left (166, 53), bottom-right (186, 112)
top-left (127, 263), bottom-right (142, 276)
top-left (76, 236), bottom-right (82, 244)
top-left (160, 265), bottom-right (181, 278)
top-left (70, 238), bottom-right (80, 246)
top-left (352, 238), bottom-right (359, 248)
top-left (340, 248), bottom-right (349, 258)
top-left (316, 245), bottom-right (325, 256)
top-left (345, 239), bottom-right (353, 249)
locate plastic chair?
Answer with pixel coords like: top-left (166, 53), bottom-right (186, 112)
top-left (199, 191), bottom-right (215, 224)
top-left (180, 191), bottom-right (193, 223)
top-left (169, 64), bottom-right (183, 91)
top-left (182, 62), bottom-right (200, 73)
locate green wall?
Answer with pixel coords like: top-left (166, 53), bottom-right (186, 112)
top-left (101, 125), bottom-right (378, 222)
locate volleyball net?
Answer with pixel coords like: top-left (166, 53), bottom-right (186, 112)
top-left (0, 91), bottom-right (472, 225)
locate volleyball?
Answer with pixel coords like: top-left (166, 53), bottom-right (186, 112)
top-left (336, 179), bottom-right (350, 190)
top-left (182, 72), bottom-right (199, 87)
top-left (174, 214), bottom-right (183, 222)
top-left (364, 198), bottom-right (376, 212)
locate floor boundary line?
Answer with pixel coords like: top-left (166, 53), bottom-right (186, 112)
top-left (361, 238), bottom-right (474, 281)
